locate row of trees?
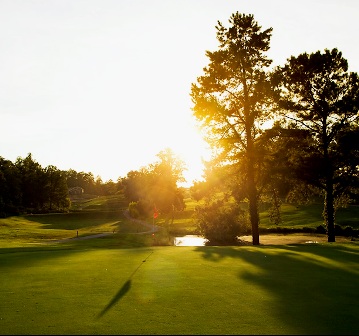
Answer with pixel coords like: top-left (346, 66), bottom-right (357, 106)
top-left (0, 149), bottom-right (187, 219)
top-left (0, 153), bottom-right (122, 216)
top-left (190, 12), bottom-right (359, 244)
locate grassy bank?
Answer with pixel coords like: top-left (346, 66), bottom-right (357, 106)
top-left (0, 195), bottom-right (358, 334)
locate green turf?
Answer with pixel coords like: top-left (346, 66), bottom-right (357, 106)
top-left (0, 196), bottom-right (358, 334)
top-left (0, 242), bottom-right (358, 335)
top-left (258, 203), bottom-right (359, 230)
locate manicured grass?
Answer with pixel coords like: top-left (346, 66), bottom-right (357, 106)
top-left (259, 203), bottom-right (324, 228)
top-left (70, 194), bottom-right (128, 212)
top-left (0, 241), bottom-right (358, 335)
top-left (167, 200), bottom-right (359, 236)
top-left (0, 210), bottom-right (152, 248)
top-left (1, 196), bottom-right (358, 334)
top-left (259, 203), bottom-right (359, 230)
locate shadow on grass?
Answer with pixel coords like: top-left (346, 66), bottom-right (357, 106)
top-left (97, 251), bottom-right (154, 319)
top-left (194, 243), bottom-right (359, 335)
top-left (97, 279), bottom-right (132, 318)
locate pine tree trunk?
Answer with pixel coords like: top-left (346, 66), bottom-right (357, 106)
top-left (323, 146), bottom-right (336, 243)
top-left (249, 190), bottom-right (260, 245)
top-left (247, 161), bottom-right (260, 245)
top-left (245, 113), bottom-right (260, 245)
top-left (324, 186), bottom-right (336, 243)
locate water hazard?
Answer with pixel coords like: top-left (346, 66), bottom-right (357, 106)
top-left (174, 235), bottom-right (207, 246)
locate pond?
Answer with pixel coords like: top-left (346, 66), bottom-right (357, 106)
top-left (174, 235), bottom-right (208, 246)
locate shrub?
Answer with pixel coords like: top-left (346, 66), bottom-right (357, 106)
top-left (316, 225), bottom-right (327, 234)
top-left (128, 201), bottom-right (140, 218)
top-left (343, 226), bottom-right (353, 237)
top-left (335, 224), bottom-right (344, 236)
top-left (195, 199), bottom-right (250, 245)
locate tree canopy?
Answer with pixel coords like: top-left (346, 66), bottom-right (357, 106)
top-left (272, 48), bottom-right (359, 242)
top-left (121, 148), bottom-right (186, 223)
top-left (191, 12), bottom-right (274, 245)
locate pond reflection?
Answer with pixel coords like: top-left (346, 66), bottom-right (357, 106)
top-left (174, 235), bottom-right (207, 246)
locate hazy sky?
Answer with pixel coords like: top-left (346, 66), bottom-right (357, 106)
top-left (1, 0), bottom-right (358, 186)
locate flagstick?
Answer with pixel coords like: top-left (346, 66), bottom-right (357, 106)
top-left (152, 216), bottom-right (155, 246)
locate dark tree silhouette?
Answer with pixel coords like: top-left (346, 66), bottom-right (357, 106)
top-left (273, 48), bottom-right (359, 242)
top-left (190, 12), bottom-right (274, 245)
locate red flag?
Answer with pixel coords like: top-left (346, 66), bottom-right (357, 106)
top-left (153, 206), bottom-right (159, 219)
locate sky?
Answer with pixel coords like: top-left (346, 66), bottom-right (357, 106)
top-left (1, 0), bottom-right (358, 187)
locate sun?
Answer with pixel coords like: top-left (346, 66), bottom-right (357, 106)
top-left (167, 126), bottom-right (212, 188)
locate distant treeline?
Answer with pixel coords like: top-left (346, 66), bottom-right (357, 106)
top-left (0, 153), bottom-right (122, 217)
top-left (0, 149), bottom-right (186, 219)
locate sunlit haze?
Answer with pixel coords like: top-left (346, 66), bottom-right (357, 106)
top-left (1, 0), bottom-right (358, 187)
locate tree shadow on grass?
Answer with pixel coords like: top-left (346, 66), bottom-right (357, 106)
top-left (194, 243), bottom-right (359, 335)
